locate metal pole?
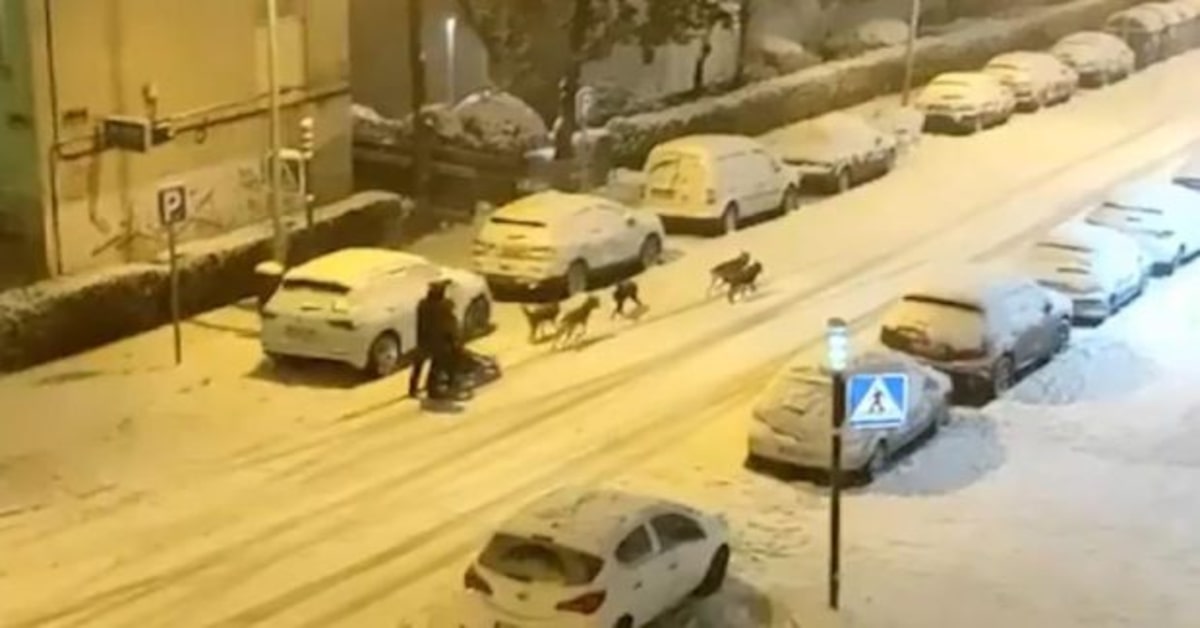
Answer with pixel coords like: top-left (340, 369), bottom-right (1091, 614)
top-left (266, 0), bottom-right (287, 264)
top-left (576, 88), bottom-right (589, 190)
top-left (167, 222), bottom-right (182, 365)
top-left (901, 0), bottom-right (922, 106)
top-left (829, 369), bottom-right (846, 609)
top-left (445, 17), bottom-right (457, 103)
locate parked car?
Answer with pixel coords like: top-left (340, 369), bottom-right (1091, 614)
top-left (866, 105), bottom-right (925, 153)
top-left (1017, 222), bottom-right (1148, 324)
top-left (1104, 7), bottom-right (1169, 67)
top-left (473, 191), bottom-right (665, 297)
top-left (747, 350), bottom-right (951, 482)
top-left (459, 487), bottom-right (730, 628)
top-left (915, 72), bottom-right (1016, 134)
top-left (762, 112), bottom-right (899, 193)
top-left (982, 51), bottom-right (1079, 110)
top-left (260, 248), bottom-right (491, 378)
top-left (641, 134), bottom-right (801, 235)
top-left (1141, 1), bottom-right (1196, 56)
top-left (1051, 32), bottom-right (1136, 87)
top-left (1085, 182), bottom-right (1200, 274)
top-left (1174, 149), bottom-right (1200, 192)
top-left (879, 266), bottom-right (1072, 401)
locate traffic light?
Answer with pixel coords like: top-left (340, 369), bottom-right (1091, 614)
top-left (299, 116), bottom-right (315, 160)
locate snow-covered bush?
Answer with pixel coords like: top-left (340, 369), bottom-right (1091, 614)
top-left (452, 89), bottom-right (549, 154)
top-left (745, 35), bottom-right (824, 82)
top-left (605, 0), bottom-right (1137, 167)
top-left (822, 18), bottom-right (911, 59)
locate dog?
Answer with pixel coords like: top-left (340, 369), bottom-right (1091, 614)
top-left (554, 295), bottom-right (601, 348)
top-left (726, 261), bottom-right (763, 303)
top-left (520, 302), bottom-right (561, 343)
top-left (611, 280), bottom-right (644, 319)
top-left (709, 252), bottom-right (751, 294)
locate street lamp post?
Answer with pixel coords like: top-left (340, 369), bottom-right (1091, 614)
top-left (901, 0), bottom-right (923, 106)
top-left (265, 0), bottom-right (287, 265)
top-left (825, 317), bottom-right (850, 610)
top-left (445, 17), bottom-right (458, 103)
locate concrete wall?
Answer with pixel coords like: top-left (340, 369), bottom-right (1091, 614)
top-left (20, 0), bottom-right (352, 278)
top-left (0, 0), bottom-right (46, 288)
top-left (350, 0), bottom-right (491, 118)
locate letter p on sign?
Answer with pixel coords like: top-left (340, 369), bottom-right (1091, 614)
top-left (157, 184), bottom-right (188, 227)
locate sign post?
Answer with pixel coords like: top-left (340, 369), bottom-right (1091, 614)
top-left (824, 317), bottom-right (850, 610)
top-left (158, 184), bottom-right (188, 366)
top-left (299, 116), bottom-right (316, 227)
top-left (576, 86), bottom-right (595, 190)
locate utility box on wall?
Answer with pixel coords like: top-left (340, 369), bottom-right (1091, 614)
top-left (101, 116), bottom-right (174, 153)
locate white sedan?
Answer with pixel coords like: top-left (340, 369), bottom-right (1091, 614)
top-left (459, 487), bottom-right (730, 628)
top-left (916, 72), bottom-right (1016, 134)
top-left (763, 111), bottom-right (900, 193)
top-left (1018, 222), bottom-right (1148, 323)
top-left (1088, 182), bottom-right (1200, 272)
top-left (1051, 31), bottom-right (1136, 87)
top-left (473, 191), bottom-right (666, 297)
top-left (982, 51), bottom-right (1079, 110)
top-left (260, 248), bottom-right (491, 378)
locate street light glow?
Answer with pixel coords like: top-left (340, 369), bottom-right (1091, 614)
top-left (826, 317), bottom-right (849, 372)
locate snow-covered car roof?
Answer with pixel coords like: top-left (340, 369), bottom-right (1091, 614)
top-left (763, 112), bottom-right (887, 162)
top-left (650, 134), bottom-right (767, 159)
top-left (498, 487), bottom-right (695, 556)
top-left (1141, 1), bottom-right (1190, 24)
top-left (1040, 221), bottom-right (1125, 251)
top-left (491, 191), bottom-right (603, 225)
top-left (902, 264), bottom-right (1036, 310)
top-left (1106, 180), bottom-right (1195, 209)
top-left (1106, 7), bottom-right (1170, 31)
top-left (987, 51), bottom-right (1063, 72)
top-left (283, 248), bottom-right (429, 289)
top-left (920, 72), bottom-right (1002, 99)
top-left (1056, 31), bottom-right (1128, 51)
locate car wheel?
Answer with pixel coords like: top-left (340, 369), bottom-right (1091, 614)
top-left (780, 185), bottom-right (801, 213)
top-left (564, 260), bottom-right (589, 297)
top-left (865, 440), bottom-right (890, 482)
top-left (990, 355), bottom-right (1015, 399)
top-left (719, 203), bottom-right (740, 235)
top-left (266, 352), bottom-right (298, 368)
top-left (638, 234), bottom-right (663, 270)
top-left (693, 545), bottom-right (730, 598)
top-left (462, 296), bottom-right (491, 339)
top-left (366, 332), bottom-right (402, 379)
top-left (1054, 318), bottom-right (1071, 354)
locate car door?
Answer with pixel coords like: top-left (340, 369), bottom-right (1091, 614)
top-left (613, 524), bottom-right (668, 624)
top-left (648, 511), bottom-right (713, 603)
top-left (568, 207), bottom-right (610, 270)
top-left (597, 202), bottom-right (644, 265)
top-left (1015, 285), bottom-right (1056, 366)
top-left (580, 204), bottom-right (627, 270)
top-left (998, 288), bottom-right (1040, 369)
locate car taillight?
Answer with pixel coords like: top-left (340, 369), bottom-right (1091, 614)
top-left (464, 566), bottom-right (492, 595)
top-left (328, 319), bottom-right (356, 330)
top-left (555, 590), bottom-right (606, 614)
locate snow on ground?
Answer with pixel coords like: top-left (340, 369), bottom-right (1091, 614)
top-left (2, 52), bottom-right (1200, 627)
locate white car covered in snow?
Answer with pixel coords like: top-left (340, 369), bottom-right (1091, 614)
top-left (879, 266), bottom-right (1072, 401)
top-left (1018, 222), bottom-right (1149, 324)
top-left (641, 134), bottom-right (800, 236)
top-left (916, 72), bottom-right (1016, 134)
top-left (747, 351), bottom-right (951, 482)
top-left (459, 487), bottom-right (730, 628)
top-left (260, 248), bottom-right (491, 378)
top-left (1085, 182), bottom-right (1200, 275)
top-left (1051, 31), bottom-right (1136, 87)
top-left (762, 112), bottom-right (900, 193)
top-left (473, 191), bottom-right (665, 296)
top-left (982, 51), bottom-right (1079, 110)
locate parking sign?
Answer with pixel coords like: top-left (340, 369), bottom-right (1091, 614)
top-left (157, 184), bottom-right (188, 226)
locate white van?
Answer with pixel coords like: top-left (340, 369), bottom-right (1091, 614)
top-left (640, 135), bottom-right (801, 236)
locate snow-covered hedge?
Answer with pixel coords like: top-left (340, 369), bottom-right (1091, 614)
top-left (353, 90), bottom-right (549, 156)
top-left (0, 192), bottom-right (407, 372)
top-left (605, 0), bottom-right (1141, 167)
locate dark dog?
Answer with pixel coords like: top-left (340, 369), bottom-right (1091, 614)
top-left (611, 280), bottom-right (644, 319)
top-left (709, 252), bottom-right (751, 294)
top-left (554, 295), bottom-right (602, 348)
top-left (726, 261), bottom-right (763, 303)
top-left (521, 302), bottom-right (561, 343)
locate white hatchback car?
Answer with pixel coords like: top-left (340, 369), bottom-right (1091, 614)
top-left (473, 191), bottom-right (666, 297)
top-left (641, 134), bottom-right (800, 236)
top-left (1085, 182), bottom-right (1200, 274)
top-left (762, 112), bottom-right (900, 193)
top-left (916, 72), bottom-right (1016, 134)
top-left (1018, 222), bottom-right (1148, 323)
top-left (982, 51), bottom-right (1079, 110)
top-left (1051, 31), bottom-right (1136, 87)
top-left (260, 248), bottom-right (491, 378)
top-left (459, 487), bottom-right (730, 628)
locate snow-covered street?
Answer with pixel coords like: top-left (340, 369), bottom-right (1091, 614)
top-left (3, 51), bottom-right (1200, 628)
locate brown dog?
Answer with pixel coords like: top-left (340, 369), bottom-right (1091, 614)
top-left (709, 251), bottom-right (751, 294)
top-left (521, 302), bottom-right (561, 343)
top-left (554, 295), bottom-right (601, 348)
top-left (726, 261), bottom-right (763, 303)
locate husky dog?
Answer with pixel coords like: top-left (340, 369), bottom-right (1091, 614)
top-left (520, 302), bottom-right (561, 343)
top-left (709, 252), bottom-right (751, 294)
top-left (554, 295), bottom-right (602, 348)
top-left (726, 261), bottom-right (764, 303)
top-left (611, 280), bottom-right (644, 319)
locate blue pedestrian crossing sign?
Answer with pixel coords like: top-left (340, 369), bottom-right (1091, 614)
top-left (847, 373), bottom-right (909, 430)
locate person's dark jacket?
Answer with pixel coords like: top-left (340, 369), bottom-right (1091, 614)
top-left (416, 293), bottom-right (445, 352)
top-left (433, 300), bottom-right (462, 354)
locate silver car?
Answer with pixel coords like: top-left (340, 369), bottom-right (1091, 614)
top-left (747, 350), bottom-right (951, 483)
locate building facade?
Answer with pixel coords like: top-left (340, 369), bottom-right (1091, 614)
top-left (0, 0), bottom-right (353, 288)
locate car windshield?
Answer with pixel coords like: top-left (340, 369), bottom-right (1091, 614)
top-left (279, 278), bottom-right (351, 295)
top-left (881, 296), bottom-right (986, 359)
top-left (478, 533), bottom-right (604, 586)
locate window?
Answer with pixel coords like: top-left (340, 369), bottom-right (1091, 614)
top-left (650, 514), bottom-right (706, 551)
top-left (281, 279), bottom-right (350, 295)
top-left (478, 534), bottom-right (603, 586)
top-left (615, 526), bottom-right (653, 565)
top-left (489, 216), bottom-right (546, 228)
